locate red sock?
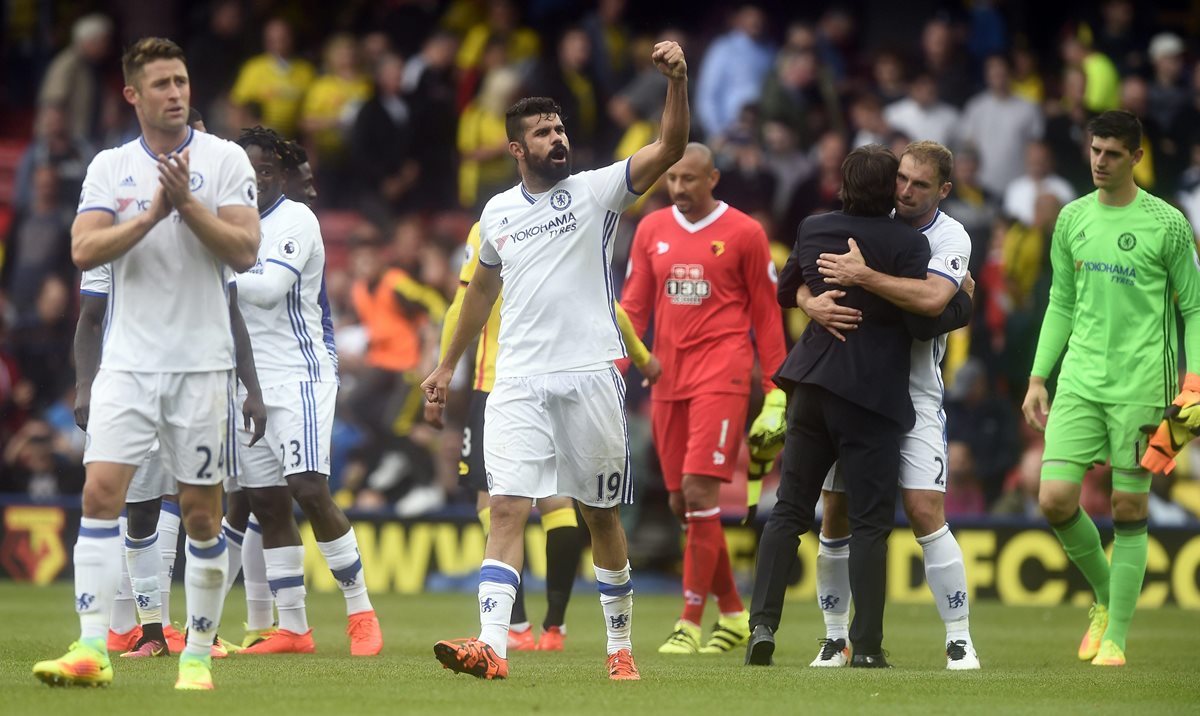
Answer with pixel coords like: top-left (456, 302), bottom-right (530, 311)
top-left (711, 526), bottom-right (744, 614)
top-left (681, 509), bottom-right (723, 624)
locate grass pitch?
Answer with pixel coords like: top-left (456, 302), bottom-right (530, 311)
top-left (2, 582), bottom-right (1197, 715)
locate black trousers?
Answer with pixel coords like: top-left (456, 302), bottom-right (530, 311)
top-left (749, 383), bottom-right (903, 655)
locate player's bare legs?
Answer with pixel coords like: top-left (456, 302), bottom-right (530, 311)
top-left (238, 486), bottom-right (313, 654)
top-left (579, 504), bottom-right (639, 680)
top-left (221, 487), bottom-right (275, 649)
top-left (287, 471), bottom-right (381, 654)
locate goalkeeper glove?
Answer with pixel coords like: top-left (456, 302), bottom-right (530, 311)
top-left (1139, 373), bottom-right (1200, 474)
top-left (745, 389), bottom-right (787, 524)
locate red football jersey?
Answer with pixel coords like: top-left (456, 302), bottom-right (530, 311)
top-left (621, 202), bottom-right (787, 401)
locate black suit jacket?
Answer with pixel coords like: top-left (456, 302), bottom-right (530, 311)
top-left (774, 211), bottom-right (972, 429)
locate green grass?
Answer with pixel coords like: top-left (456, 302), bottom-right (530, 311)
top-left (2, 583), bottom-right (1198, 715)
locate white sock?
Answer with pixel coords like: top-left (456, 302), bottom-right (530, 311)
top-left (918, 523), bottom-right (972, 644)
top-left (110, 516), bottom-right (137, 635)
top-left (510, 621), bottom-right (531, 634)
top-left (77, 517), bottom-right (122, 642)
top-left (157, 504), bottom-right (180, 625)
top-left (816, 537), bottom-right (851, 641)
top-left (126, 531), bottom-right (162, 625)
top-left (594, 562), bottom-right (633, 655)
top-left (477, 559), bottom-right (519, 659)
top-left (318, 528), bottom-right (372, 616)
top-left (222, 518), bottom-right (245, 595)
top-left (264, 546), bottom-right (309, 634)
top-left (183, 534), bottom-right (228, 658)
top-left (243, 516), bottom-right (274, 630)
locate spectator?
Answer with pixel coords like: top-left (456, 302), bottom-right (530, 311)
top-left (1043, 67), bottom-right (1095, 195)
top-left (581, 0), bottom-right (632, 99)
top-left (10, 275), bottom-right (74, 412)
top-left (456, 65), bottom-right (520, 211)
top-left (608, 31), bottom-right (687, 156)
top-left (1060, 31), bottom-right (1120, 113)
top-left (1146, 33), bottom-right (1188, 133)
top-left (848, 93), bottom-right (890, 149)
top-left (883, 71), bottom-right (960, 148)
top-left (531, 27), bottom-right (600, 166)
top-left (941, 146), bottom-right (997, 275)
top-left (1091, 0), bottom-right (1145, 76)
top-left (869, 50), bottom-right (907, 106)
top-left (37, 13), bottom-right (115, 145)
top-left (991, 445), bottom-right (1044, 519)
top-left (455, 0), bottom-right (540, 85)
top-left (350, 54), bottom-right (419, 221)
top-left (300, 33), bottom-right (372, 204)
top-left (920, 17), bottom-right (973, 108)
top-left (406, 32), bottom-right (461, 212)
top-left (758, 48), bottom-right (832, 150)
top-left (230, 18), bottom-right (316, 137)
top-left (184, 0), bottom-right (250, 123)
top-left (1179, 139), bottom-right (1200, 233)
top-left (13, 104), bottom-right (94, 215)
top-left (959, 54), bottom-right (1044, 198)
top-left (1010, 45), bottom-right (1044, 104)
top-left (761, 121), bottom-right (814, 225)
top-left (780, 129), bottom-right (845, 232)
top-left (943, 442), bottom-right (987, 517)
top-left (1, 420), bottom-right (83, 498)
top-left (695, 4), bottom-right (775, 140)
top-left (945, 358), bottom-right (1020, 506)
top-left (1002, 140), bottom-right (1076, 225)
top-left (2, 166), bottom-right (73, 322)
top-left (1119, 76), bottom-right (1163, 190)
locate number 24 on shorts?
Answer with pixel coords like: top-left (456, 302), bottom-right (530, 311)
top-left (596, 472), bottom-right (623, 502)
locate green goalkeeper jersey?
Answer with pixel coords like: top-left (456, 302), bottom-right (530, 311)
top-left (1032, 189), bottom-right (1200, 407)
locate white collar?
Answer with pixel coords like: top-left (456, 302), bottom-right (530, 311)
top-left (671, 201), bottom-right (728, 234)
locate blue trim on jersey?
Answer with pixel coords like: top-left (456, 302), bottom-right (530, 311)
top-left (79, 525), bottom-right (120, 539)
top-left (268, 575), bottom-right (305, 591)
top-left (187, 534), bottom-right (227, 559)
top-left (260, 194), bottom-right (287, 218)
top-left (222, 524), bottom-right (244, 546)
top-left (317, 274), bottom-right (339, 378)
top-left (624, 157), bottom-right (644, 196)
top-left (917, 208), bottom-right (941, 233)
top-left (520, 184), bottom-right (538, 205)
top-left (80, 289), bottom-right (108, 297)
top-left (125, 533), bottom-right (158, 549)
top-left (161, 501), bottom-right (181, 517)
top-left (601, 211), bottom-right (626, 354)
top-left (928, 268), bottom-right (960, 287)
top-left (302, 381), bottom-right (317, 471)
top-left (330, 557), bottom-right (363, 585)
top-left (78, 206), bottom-right (116, 215)
top-left (266, 258), bottom-right (301, 278)
top-left (479, 564), bottom-right (520, 588)
top-left (597, 580), bottom-right (633, 597)
top-left (138, 126), bottom-right (194, 161)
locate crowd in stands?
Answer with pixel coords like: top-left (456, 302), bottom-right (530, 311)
top-left (2, 0), bottom-right (1200, 528)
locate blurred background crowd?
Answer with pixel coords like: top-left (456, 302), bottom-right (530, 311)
top-left (2, 0), bottom-right (1200, 538)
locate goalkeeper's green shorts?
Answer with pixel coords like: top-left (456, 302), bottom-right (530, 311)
top-left (1042, 391), bottom-right (1157, 483)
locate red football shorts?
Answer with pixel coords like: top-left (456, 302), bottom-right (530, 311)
top-left (651, 392), bottom-right (750, 491)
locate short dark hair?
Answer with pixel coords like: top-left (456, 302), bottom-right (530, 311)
top-left (186, 106), bottom-right (203, 126)
top-left (840, 144), bottom-right (900, 217)
top-left (122, 37), bottom-right (186, 86)
top-left (236, 125), bottom-right (285, 164)
top-left (278, 139), bottom-right (308, 174)
top-left (505, 97), bottom-right (562, 143)
top-left (1088, 110), bottom-right (1142, 153)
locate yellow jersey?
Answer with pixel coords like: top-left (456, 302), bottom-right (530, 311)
top-left (230, 54), bottom-right (316, 137)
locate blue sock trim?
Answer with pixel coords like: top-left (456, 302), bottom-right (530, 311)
top-left (222, 525), bottom-right (245, 546)
top-left (79, 525), bottom-right (120, 539)
top-left (268, 575), bottom-right (305, 591)
top-left (125, 533), bottom-right (158, 549)
top-left (187, 534), bottom-right (227, 559)
top-left (330, 557), bottom-right (362, 585)
top-left (479, 564), bottom-right (520, 589)
top-left (597, 581), bottom-right (633, 597)
top-left (160, 501), bottom-right (181, 517)
top-left (246, 520), bottom-right (262, 534)
top-left (819, 536), bottom-right (851, 549)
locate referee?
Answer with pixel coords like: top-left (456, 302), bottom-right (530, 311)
top-left (746, 144), bottom-right (973, 667)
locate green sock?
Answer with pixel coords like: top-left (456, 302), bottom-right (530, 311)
top-left (1104, 520), bottom-right (1148, 651)
top-left (1050, 508), bottom-right (1110, 606)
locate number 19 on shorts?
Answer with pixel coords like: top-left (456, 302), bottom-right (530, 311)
top-left (596, 471), bottom-right (623, 502)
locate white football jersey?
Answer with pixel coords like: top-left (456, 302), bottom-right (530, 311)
top-left (76, 127), bottom-right (257, 372)
top-left (237, 196), bottom-right (338, 388)
top-left (478, 158), bottom-right (641, 377)
top-left (910, 209), bottom-right (972, 408)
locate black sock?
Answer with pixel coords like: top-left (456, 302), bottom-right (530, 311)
top-left (543, 523), bottom-right (585, 630)
top-left (510, 564), bottom-right (528, 626)
top-left (141, 622), bottom-right (165, 644)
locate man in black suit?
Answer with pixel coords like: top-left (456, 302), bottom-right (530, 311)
top-left (746, 144), bottom-right (972, 667)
